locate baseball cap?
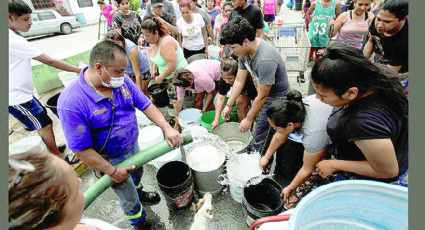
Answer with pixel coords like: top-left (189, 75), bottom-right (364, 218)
top-left (152, 0), bottom-right (164, 7)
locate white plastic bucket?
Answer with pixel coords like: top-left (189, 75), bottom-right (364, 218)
top-left (138, 125), bottom-right (164, 150)
top-left (58, 71), bottom-right (78, 88)
top-left (152, 148), bottom-right (182, 172)
top-left (208, 45), bottom-right (221, 60)
top-left (135, 110), bottom-right (153, 128)
top-left (185, 126), bottom-right (208, 139)
top-left (9, 136), bottom-right (47, 156)
top-left (179, 108), bottom-right (202, 130)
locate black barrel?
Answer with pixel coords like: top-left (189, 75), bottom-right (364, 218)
top-left (147, 83), bottom-right (170, 108)
top-left (156, 161), bottom-right (194, 211)
top-left (243, 177), bottom-right (284, 226)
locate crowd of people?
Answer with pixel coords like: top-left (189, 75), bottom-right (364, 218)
top-left (9, 0), bottom-right (408, 228)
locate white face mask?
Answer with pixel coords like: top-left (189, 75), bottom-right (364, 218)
top-left (99, 65), bottom-right (125, 88)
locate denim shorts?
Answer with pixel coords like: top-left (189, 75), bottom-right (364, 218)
top-left (9, 97), bottom-right (52, 131)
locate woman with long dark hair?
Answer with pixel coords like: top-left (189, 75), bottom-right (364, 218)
top-left (264, 90), bottom-right (333, 208)
top-left (311, 43), bottom-right (408, 183)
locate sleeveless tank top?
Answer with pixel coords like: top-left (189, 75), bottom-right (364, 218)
top-left (308, 0), bottom-right (336, 47)
top-left (333, 11), bottom-right (369, 50)
top-left (124, 39), bottom-right (150, 75)
top-left (150, 36), bottom-right (188, 80)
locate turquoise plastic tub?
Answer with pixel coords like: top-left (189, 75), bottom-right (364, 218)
top-left (287, 180), bottom-right (408, 230)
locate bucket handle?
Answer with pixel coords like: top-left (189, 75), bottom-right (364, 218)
top-left (217, 174), bottom-right (229, 186)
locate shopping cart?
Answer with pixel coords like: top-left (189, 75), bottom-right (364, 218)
top-left (269, 22), bottom-right (311, 82)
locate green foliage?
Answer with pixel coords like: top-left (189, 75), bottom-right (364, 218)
top-left (129, 0), bottom-right (143, 11)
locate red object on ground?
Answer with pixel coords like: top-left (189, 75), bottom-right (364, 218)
top-left (249, 214), bottom-right (291, 230)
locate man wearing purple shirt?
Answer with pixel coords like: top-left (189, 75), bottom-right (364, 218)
top-left (57, 40), bottom-right (182, 230)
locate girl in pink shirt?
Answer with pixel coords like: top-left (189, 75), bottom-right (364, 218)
top-left (262, 0), bottom-right (277, 27)
top-left (97, 0), bottom-right (116, 29)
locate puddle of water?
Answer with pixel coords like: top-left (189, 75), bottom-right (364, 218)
top-left (81, 164), bottom-right (250, 230)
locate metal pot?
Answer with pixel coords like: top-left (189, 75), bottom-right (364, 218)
top-left (185, 145), bottom-right (226, 197)
top-left (212, 122), bottom-right (252, 153)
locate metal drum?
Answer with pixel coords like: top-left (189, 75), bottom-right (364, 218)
top-left (212, 122), bottom-right (252, 153)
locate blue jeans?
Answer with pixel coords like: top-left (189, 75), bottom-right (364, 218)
top-left (250, 96), bottom-right (282, 155)
top-left (104, 144), bottom-right (147, 227)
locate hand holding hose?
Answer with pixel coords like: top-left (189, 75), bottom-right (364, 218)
top-left (109, 165), bottom-right (136, 183)
top-left (164, 127), bottom-right (183, 148)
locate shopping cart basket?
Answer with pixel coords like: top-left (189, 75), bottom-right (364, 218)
top-left (270, 22), bottom-right (311, 81)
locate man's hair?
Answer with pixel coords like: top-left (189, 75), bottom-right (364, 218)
top-left (98, 0), bottom-right (105, 4)
top-left (380, 0), bottom-right (408, 20)
top-left (221, 58), bottom-right (238, 76)
top-left (9, 0), bottom-right (32, 17)
top-left (89, 40), bottom-right (126, 68)
top-left (9, 152), bottom-right (71, 230)
top-left (220, 16), bottom-right (256, 45)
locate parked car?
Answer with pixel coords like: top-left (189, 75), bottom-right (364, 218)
top-left (21, 9), bottom-right (82, 38)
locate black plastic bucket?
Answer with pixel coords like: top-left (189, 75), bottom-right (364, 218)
top-left (156, 161), bottom-right (194, 211)
top-left (242, 177), bottom-right (284, 226)
top-left (147, 83), bottom-right (169, 108)
top-left (45, 92), bottom-right (61, 118)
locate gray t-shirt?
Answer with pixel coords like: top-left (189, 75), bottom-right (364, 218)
top-left (195, 7), bottom-right (211, 24)
top-left (238, 39), bottom-right (290, 97)
top-left (301, 95), bottom-right (333, 153)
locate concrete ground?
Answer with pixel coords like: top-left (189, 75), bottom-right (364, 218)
top-left (9, 5), bottom-right (311, 230)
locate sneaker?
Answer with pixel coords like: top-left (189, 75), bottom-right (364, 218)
top-left (137, 189), bottom-right (161, 205)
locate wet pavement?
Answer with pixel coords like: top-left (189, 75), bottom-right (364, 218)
top-left (8, 6), bottom-right (309, 230)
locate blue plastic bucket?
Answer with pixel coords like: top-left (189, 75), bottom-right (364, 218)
top-left (75, 13), bottom-right (87, 24)
top-left (287, 180), bottom-right (408, 230)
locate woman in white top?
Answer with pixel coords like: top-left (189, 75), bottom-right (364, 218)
top-left (177, 0), bottom-right (209, 59)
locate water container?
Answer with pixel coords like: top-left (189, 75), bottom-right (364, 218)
top-left (147, 83), bottom-right (170, 108)
top-left (135, 110), bottom-right (153, 128)
top-left (186, 144), bottom-right (226, 196)
top-left (184, 126), bottom-right (208, 140)
top-left (200, 111), bottom-right (225, 132)
top-left (151, 148), bottom-right (182, 172)
top-left (243, 177), bottom-right (284, 226)
top-left (75, 13), bottom-right (87, 24)
top-left (226, 152), bottom-right (262, 203)
top-left (208, 45), bottom-right (221, 61)
top-left (138, 125), bottom-right (164, 150)
top-left (179, 108), bottom-right (202, 130)
top-left (58, 71), bottom-right (78, 88)
top-left (9, 136), bottom-right (47, 156)
top-left (287, 180), bottom-right (409, 230)
top-left (45, 92), bottom-right (61, 118)
top-left (157, 161), bottom-right (194, 211)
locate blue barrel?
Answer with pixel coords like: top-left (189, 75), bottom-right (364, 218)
top-left (75, 13), bottom-right (87, 24)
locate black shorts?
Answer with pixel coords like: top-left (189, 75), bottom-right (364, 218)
top-left (9, 97), bottom-right (53, 131)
